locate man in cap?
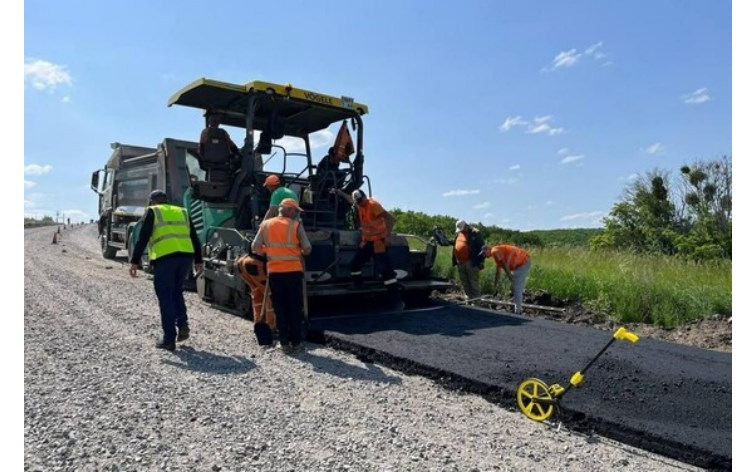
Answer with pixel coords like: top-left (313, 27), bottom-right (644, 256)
top-left (250, 198), bottom-right (312, 353)
top-left (482, 244), bottom-right (531, 315)
top-left (451, 220), bottom-right (486, 299)
top-left (199, 113), bottom-right (239, 161)
top-left (332, 188), bottom-right (403, 312)
top-left (129, 190), bottom-right (203, 351)
top-left (262, 174), bottom-right (299, 221)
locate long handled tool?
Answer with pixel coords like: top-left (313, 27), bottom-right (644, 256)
top-left (516, 327), bottom-right (640, 422)
top-left (254, 282), bottom-right (274, 346)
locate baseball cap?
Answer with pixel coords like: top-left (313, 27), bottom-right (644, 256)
top-left (264, 175), bottom-right (281, 188)
top-left (149, 189), bottom-right (168, 202)
top-left (279, 198), bottom-right (303, 212)
top-left (455, 219), bottom-right (468, 233)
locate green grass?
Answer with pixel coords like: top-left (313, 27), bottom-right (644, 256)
top-left (432, 246), bottom-right (731, 327)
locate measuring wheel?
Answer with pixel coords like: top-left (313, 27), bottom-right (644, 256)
top-left (516, 378), bottom-right (555, 422)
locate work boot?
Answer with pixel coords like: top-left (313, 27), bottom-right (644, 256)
top-left (155, 340), bottom-right (176, 351)
top-left (177, 326), bottom-right (190, 342)
top-left (349, 274), bottom-right (364, 290)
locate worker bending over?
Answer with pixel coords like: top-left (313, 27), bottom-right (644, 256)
top-left (483, 244), bottom-right (531, 315)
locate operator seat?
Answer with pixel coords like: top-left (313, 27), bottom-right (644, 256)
top-left (193, 127), bottom-right (237, 202)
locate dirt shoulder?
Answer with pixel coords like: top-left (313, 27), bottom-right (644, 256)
top-left (438, 289), bottom-right (732, 353)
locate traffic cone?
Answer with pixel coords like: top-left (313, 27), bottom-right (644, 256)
top-left (52, 232), bottom-right (58, 244)
top-left (57, 226), bottom-right (61, 234)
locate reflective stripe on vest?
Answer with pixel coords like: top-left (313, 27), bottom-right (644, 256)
top-left (358, 199), bottom-right (387, 241)
top-left (493, 245), bottom-right (529, 271)
top-left (262, 216), bottom-right (303, 273)
top-left (147, 204), bottom-right (193, 261)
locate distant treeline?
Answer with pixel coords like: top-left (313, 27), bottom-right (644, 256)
top-left (24, 216), bottom-right (57, 228)
top-left (391, 209), bottom-right (599, 248)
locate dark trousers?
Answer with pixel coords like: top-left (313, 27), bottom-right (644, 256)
top-left (350, 241), bottom-right (396, 280)
top-left (153, 254), bottom-right (193, 343)
top-left (268, 271), bottom-right (304, 346)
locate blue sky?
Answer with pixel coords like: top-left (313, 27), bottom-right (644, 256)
top-left (23, 0), bottom-right (732, 230)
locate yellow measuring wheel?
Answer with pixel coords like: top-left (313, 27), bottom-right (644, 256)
top-left (516, 327), bottom-right (640, 422)
top-left (516, 378), bottom-right (555, 421)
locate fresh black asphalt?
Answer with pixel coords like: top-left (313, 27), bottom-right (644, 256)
top-left (308, 303), bottom-right (732, 470)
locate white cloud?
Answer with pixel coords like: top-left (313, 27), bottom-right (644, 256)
top-left (509, 164), bottom-right (520, 171)
top-left (622, 173), bottom-right (639, 182)
top-left (24, 180), bottom-right (36, 189)
top-left (61, 209), bottom-right (90, 222)
top-left (643, 143), bottom-right (664, 155)
top-left (557, 148), bottom-right (570, 156)
top-left (561, 211), bottom-right (604, 221)
top-left (500, 218), bottom-right (510, 224)
top-left (24, 59), bottom-right (72, 91)
top-left (584, 42), bottom-right (603, 56)
top-left (483, 213), bottom-right (494, 219)
top-left (473, 202), bottom-right (492, 210)
top-left (527, 204), bottom-right (537, 210)
top-left (526, 116), bottom-right (565, 135)
top-left (560, 154), bottom-right (585, 164)
top-left (499, 116), bottom-right (529, 132)
top-left (682, 88), bottom-right (711, 104)
top-left (24, 164), bottom-right (53, 175)
top-left (275, 129), bottom-right (333, 154)
top-left (24, 199), bottom-right (36, 207)
top-left (543, 42), bottom-right (610, 72)
top-left (309, 129), bottom-right (334, 149)
top-left (61, 96), bottom-right (71, 103)
top-left (543, 49), bottom-right (582, 71)
top-left (546, 200), bottom-right (553, 206)
top-left (442, 189), bottom-right (481, 197)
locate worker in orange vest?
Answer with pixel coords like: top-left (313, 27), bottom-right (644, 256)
top-left (333, 188), bottom-right (404, 312)
top-left (237, 254), bottom-right (276, 330)
top-left (250, 198), bottom-right (312, 353)
top-left (482, 244), bottom-right (532, 315)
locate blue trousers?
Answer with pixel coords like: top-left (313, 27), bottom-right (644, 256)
top-left (153, 255), bottom-right (193, 343)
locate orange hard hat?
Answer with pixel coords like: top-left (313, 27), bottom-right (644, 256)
top-left (264, 175), bottom-right (281, 188)
top-left (280, 198), bottom-right (303, 212)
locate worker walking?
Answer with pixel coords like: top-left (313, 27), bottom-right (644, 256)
top-left (482, 244), bottom-right (532, 315)
top-left (262, 175), bottom-right (299, 220)
top-left (451, 220), bottom-right (486, 299)
top-left (250, 198), bottom-right (312, 353)
top-left (129, 190), bottom-right (203, 351)
top-left (333, 188), bottom-right (404, 312)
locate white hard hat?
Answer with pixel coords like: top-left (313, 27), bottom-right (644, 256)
top-left (351, 189), bottom-right (366, 203)
top-left (455, 219), bottom-right (468, 233)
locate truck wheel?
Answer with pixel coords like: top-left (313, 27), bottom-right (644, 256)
top-left (100, 235), bottom-right (117, 259)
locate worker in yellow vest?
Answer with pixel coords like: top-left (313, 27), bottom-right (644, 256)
top-left (129, 190), bottom-right (203, 351)
top-left (482, 244), bottom-right (532, 315)
top-left (250, 198), bottom-right (312, 354)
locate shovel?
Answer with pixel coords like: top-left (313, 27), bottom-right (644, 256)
top-left (254, 282), bottom-right (274, 346)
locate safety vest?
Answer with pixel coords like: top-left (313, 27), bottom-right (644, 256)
top-left (261, 216), bottom-right (303, 273)
top-left (454, 231), bottom-right (470, 264)
top-left (147, 204), bottom-right (194, 261)
top-left (357, 198), bottom-right (388, 242)
top-left (491, 245), bottom-right (529, 271)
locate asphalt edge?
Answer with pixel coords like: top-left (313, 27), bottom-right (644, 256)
top-left (307, 330), bottom-right (731, 471)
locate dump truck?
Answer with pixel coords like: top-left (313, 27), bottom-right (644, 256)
top-left (92, 78), bottom-right (451, 316)
top-left (90, 139), bottom-right (199, 264)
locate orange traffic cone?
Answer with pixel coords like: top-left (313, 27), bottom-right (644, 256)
top-left (57, 226), bottom-right (61, 234)
top-left (52, 232), bottom-right (58, 244)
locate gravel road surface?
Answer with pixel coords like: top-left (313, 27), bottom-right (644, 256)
top-left (25, 225), bottom-right (702, 471)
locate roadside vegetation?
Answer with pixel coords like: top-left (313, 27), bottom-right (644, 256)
top-left (395, 156), bottom-right (732, 327)
top-left (24, 216), bottom-right (57, 228)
